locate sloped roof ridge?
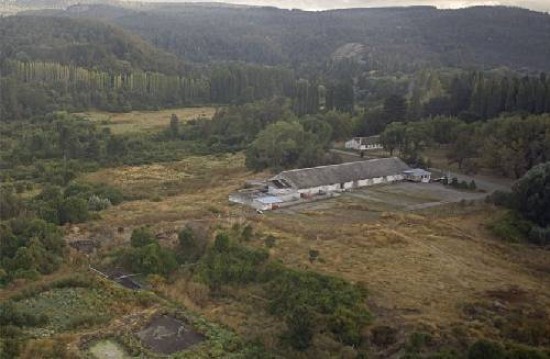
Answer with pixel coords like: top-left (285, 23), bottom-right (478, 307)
top-left (280, 156), bottom-right (396, 174)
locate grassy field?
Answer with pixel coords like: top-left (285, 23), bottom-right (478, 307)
top-left (77, 107), bottom-right (216, 134)
top-left (75, 150), bottom-right (550, 356)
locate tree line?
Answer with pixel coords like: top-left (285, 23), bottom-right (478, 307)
top-left (421, 71), bottom-right (550, 120)
top-left (0, 60), bottom-right (298, 120)
top-left (379, 114), bottom-right (550, 178)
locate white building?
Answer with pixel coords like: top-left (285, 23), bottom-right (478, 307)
top-left (345, 136), bottom-right (383, 151)
top-left (403, 168), bottom-right (431, 183)
top-left (268, 157), bottom-right (410, 196)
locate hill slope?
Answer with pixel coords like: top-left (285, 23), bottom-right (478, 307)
top-left (32, 4), bottom-right (550, 72)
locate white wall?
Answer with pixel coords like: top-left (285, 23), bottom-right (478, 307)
top-left (345, 140), bottom-right (359, 149)
top-left (295, 173), bottom-right (404, 196)
top-left (252, 200), bottom-right (271, 211)
top-left (229, 193), bottom-right (249, 205)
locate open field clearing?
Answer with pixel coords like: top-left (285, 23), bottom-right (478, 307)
top-left (77, 153), bottom-right (550, 353)
top-left (77, 107), bottom-right (216, 134)
top-left (257, 208), bottom-right (550, 328)
top-left (81, 153), bottom-right (254, 203)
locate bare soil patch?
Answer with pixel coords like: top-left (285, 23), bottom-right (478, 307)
top-left (137, 315), bottom-right (204, 355)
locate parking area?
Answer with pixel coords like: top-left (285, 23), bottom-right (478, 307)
top-left (277, 181), bottom-right (493, 215)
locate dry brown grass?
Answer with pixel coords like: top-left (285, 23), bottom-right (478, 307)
top-left (254, 207), bottom-right (550, 330)
top-left (77, 107), bottom-right (216, 134)
top-left (80, 153), bottom-right (268, 229)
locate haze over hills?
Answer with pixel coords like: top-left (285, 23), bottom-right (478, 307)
top-left (1, 0), bottom-right (550, 12)
top-left (139, 0), bottom-right (550, 12)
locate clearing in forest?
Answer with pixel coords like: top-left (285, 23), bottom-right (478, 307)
top-left (78, 107), bottom-right (216, 134)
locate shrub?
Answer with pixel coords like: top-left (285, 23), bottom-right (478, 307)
top-left (527, 226), bottom-right (550, 246)
top-left (308, 249), bottom-right (320, 262)
top-left (285, 306), bottom-right (314, 351)
top-left (177, 226), bottom-right (205, 263)
top-left (512, 162), bottom-right (550, 227)
top-left (487, 212), bottom-right (531, 242)
top-left (267, 266), bottom-right (370, 347)
top-left (130, 227), bottom-right (155, 248)
top-left (241, 224), bottom-right (253, 242)
top-left (213, 232), bottom-right (231, 252)
top-left (486, 190), bottom-right (514, 207)
top-left (468, 340), bottom-right (505, 359)
top-left (264, 235), bottom-right (276, 248)
top-left (0, 302), bottom-right (49, 327)
top-left (329, 306), bottom-right (367, 346)
top-left (88, 195), bottom-right (111, 211)
top-left (506, 345), bottom-right (547, 359)
top-left (59, 197), bottom-right (89, 224)
top-left (66, 314), bottom-right (109, 330)
top-left (93, 184), bottom-right (124, 205)
top-left (371, 325), bottom-right (397, 347)
top-left (406, 331), bottom-right (433, 354)
top-left (198, 234), bottom-right (269, 291)
top-left (0, 189), bottom-right (23, 220)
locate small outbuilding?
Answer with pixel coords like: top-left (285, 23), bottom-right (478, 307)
top-left (403, 168), bottom-right (431, 183)
top-left (345, 136), bottom-right (383, 151)
top-left (252, 196), bottom-right (284, 211)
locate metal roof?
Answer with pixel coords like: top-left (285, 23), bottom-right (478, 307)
top-left (271, 157), bottom-right (410, 190)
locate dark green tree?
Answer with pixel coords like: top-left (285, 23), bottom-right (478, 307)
top-left (512, 162), bottom-right (550, 227)
top-left (383, 95), bottom-right (407, 123)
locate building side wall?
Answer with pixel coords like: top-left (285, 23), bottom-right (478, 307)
top-left (229, 193), bottom-right (251, 205)
top-left (345, 140), bottom-right (360, 149)
top-left (252, 201), bottom-right (271, 211)
top-left (296, 173), bottom-right (404, 195)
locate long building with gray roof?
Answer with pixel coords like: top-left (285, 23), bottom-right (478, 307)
top-left (269, 157), bottom-right (410, 194)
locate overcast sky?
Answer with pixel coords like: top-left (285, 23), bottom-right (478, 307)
top-left (153, 0), bottom-right (550, 12)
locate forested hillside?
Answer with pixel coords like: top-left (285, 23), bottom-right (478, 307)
top-left (34, 4), bottom-right (550, 73)
top-left (0, 16), bottom-right (184, 73)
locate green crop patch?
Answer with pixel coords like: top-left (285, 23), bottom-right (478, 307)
top-left (14, 287), bottom-right (113, 335)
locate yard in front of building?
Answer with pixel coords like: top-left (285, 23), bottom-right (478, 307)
top-left (276, 180), bottom-right (491, 215)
